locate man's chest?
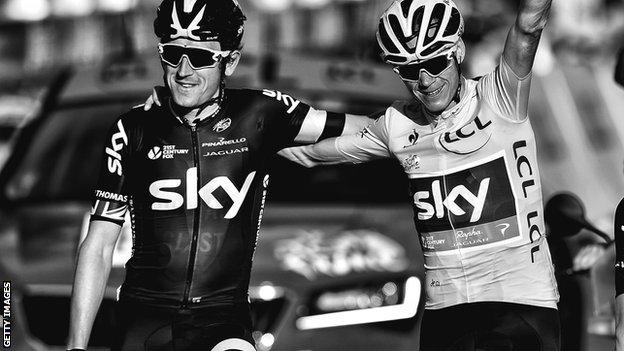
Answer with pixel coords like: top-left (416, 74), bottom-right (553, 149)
top-left (387, 103), bottom-right (515, 175)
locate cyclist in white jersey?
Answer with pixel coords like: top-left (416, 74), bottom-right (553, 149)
top-left (281, 0), bottom-right (559, 350)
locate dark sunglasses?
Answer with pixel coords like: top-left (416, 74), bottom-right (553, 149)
top-left (158, 43), bottom-right (232, 70)
top-left (393, 54), bottom-right (453, 82)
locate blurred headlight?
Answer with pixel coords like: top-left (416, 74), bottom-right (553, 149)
top-left (296, 276), bottom-right (420, 330)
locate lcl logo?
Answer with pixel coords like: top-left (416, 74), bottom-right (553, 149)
top-left (439, 115), bottom-right (493, 155)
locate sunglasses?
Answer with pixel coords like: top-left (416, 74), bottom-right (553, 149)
top-left (158, 43), bottom-right (232, 70)
top-left (393, 54), bottom-right (453, 82)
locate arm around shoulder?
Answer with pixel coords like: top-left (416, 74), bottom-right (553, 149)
top-left (342, 114), bottom-right (374, 136)
top-left (279, 112), bottom-right (391, 167)
top-left (67, 220), bottom-right (122, 349)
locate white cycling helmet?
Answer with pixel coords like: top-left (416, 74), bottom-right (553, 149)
top-left (377, 0), bottom-right (464, 65)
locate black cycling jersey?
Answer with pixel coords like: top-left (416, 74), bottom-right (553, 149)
top-left (615, 198), bottom-right (624, 296)
top-left (91, 88), bottom-right (347, 307)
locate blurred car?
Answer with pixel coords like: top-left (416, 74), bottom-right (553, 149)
top-left (0, 94), bottom-right (42, 170)
top-left (0, 54), bottom-right (425, 351)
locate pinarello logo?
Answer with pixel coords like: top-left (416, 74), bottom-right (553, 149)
top-left (148, 146), bottom-right (162, 160)
top-left (213, 118), bottom-right (231, 132)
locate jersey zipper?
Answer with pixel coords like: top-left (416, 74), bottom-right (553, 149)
top-left (182, 124), bottom-right (201, 307)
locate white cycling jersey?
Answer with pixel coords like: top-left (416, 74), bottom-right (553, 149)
top-left (312, 57), bottom-right (559, 310)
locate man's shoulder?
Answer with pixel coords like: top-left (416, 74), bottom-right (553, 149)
top-left (225, 88), bottom-right (279, 107)
top-left (227, 87), bottom-right (301, 101)
top-left (225, 87), bottom-right (307, 116)
top-left (362, 100), bottom-right (423, 138)
top-left (225, 87), bottom-right (271, 100)
top-left (117, 105), bottom-right (150, 124)
top-left (384, 100), bottom-right (429, 126)
top-left (115, 103), bottom-right (172, 129)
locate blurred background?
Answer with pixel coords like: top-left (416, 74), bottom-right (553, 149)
top-left (0, 0), bottom-right (623, 224)
top-left (0, 0), bottom-right (624, 350)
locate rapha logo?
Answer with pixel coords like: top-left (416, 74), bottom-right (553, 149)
top-left (148, 146), bottom-right (162, 160)
top-left (213, 118), bottom-right (231, 132)
top-left (496, 223), bottom-right (511, 237)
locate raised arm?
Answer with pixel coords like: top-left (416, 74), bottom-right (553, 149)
top-left (503, 0), bottom-right (553, 78)
top-left (67, 220), bottom-right (122, 349)
top-left (279, 115), bottom-right (392, 167)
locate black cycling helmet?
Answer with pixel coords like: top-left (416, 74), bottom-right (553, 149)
top-left (154, 0), bottom-right (246, 50)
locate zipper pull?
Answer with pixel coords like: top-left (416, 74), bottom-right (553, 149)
top-left (190, 124), bottom-right (196, 132)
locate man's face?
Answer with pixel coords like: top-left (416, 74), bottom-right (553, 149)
top-left (400, 58), bottom-right (460, 114)
top-left (162, 39), bottom-right (225, 109)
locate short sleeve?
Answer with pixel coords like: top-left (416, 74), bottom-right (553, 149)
top-left (90, 118), bottom-right (130, 225)
top-left (260, 89), bottom-right (347, 150)
top-left (333, 112), bottom-right (392, 163)
top-left (478, 55), bottom-right (532, 122)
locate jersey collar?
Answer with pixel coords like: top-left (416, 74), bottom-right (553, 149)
top-left (167, 96), bottom-right (223, 126)
top-left (422, 77), bottom-right (471, 129)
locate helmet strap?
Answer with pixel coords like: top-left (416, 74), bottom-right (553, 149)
top-left (452, 54), bottom-right (462, 104)
top-left (192, 59), bottom-right (228, 122)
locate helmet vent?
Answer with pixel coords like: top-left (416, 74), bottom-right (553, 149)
top-left (389, 15), bottom-right (413, 53)
top-left (183, 0), bottom-right (197, 13)
top-left (400, 0), bottom-right (414, 18)
top-left (443, 8), bottom-right (461, 37)
top-left (378, 20), bottom-right (400, 54)
top-left (385, 54), bottom-right (408, 64)
top-left (423, 3), bottom-right (445, 46)
top-left (421, 41), bottom-right (447, 57)
top-left (411, 6), bottom-right (425, 39)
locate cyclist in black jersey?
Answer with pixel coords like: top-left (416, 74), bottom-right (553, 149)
top-left (66, 1), bottom-right (367, 350)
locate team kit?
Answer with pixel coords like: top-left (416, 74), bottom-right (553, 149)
top-left (66, 0), bottom-right (574, 350)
